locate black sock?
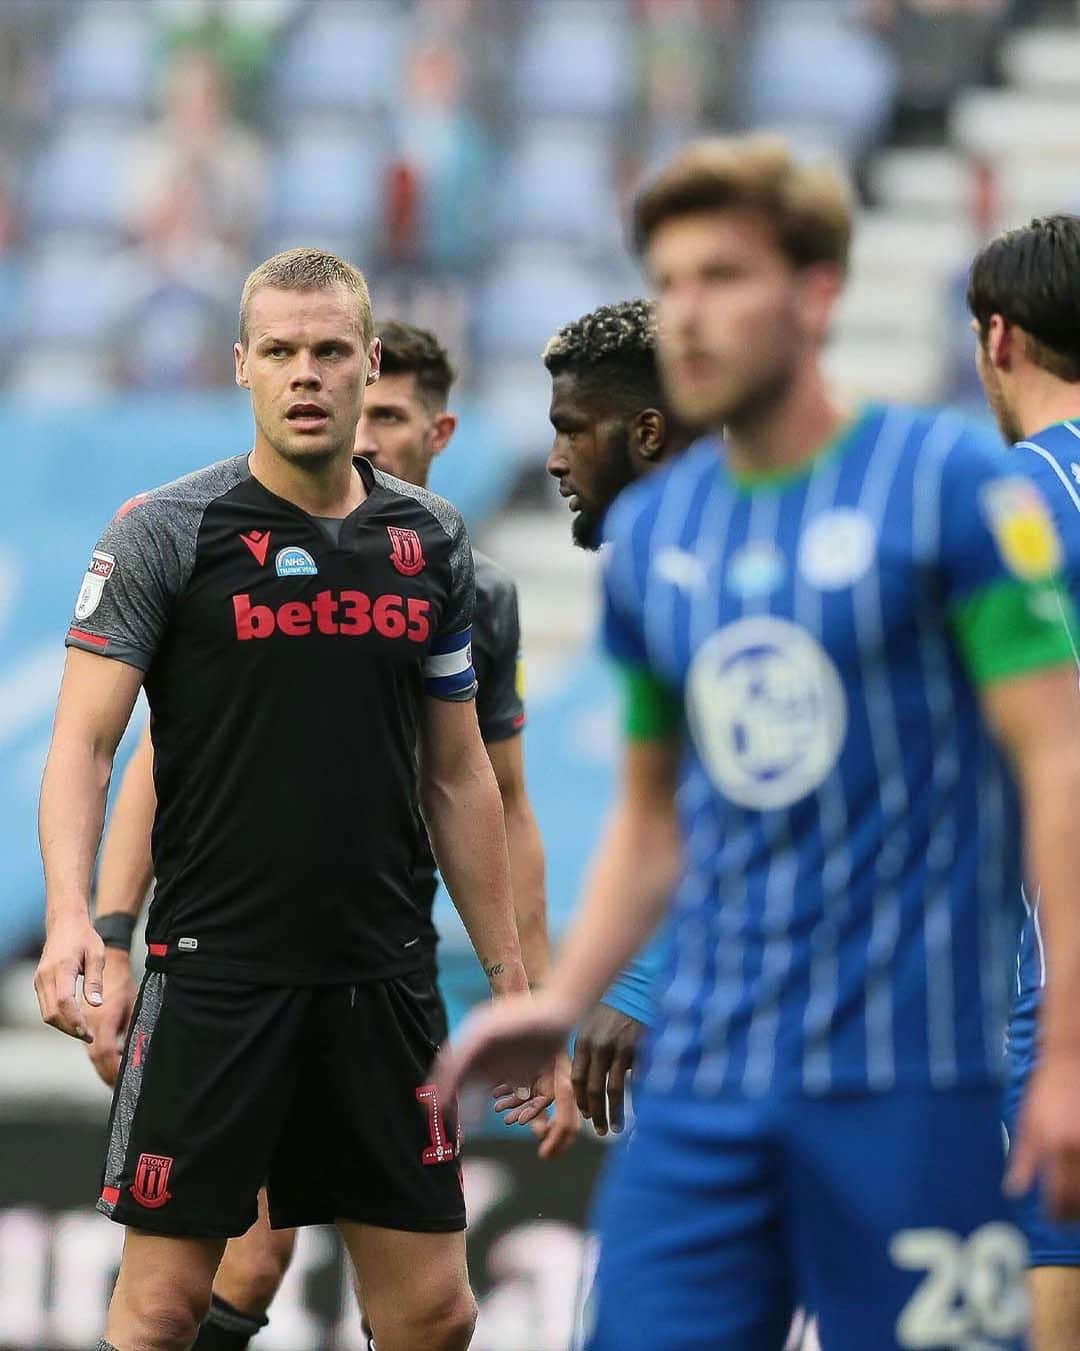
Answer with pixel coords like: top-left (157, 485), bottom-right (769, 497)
top-left (95, 1342), bottom-right (119, 1351)
top-left (192, 1293), bottom-right (269, 1350)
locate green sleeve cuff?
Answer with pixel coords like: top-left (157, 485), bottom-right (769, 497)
top-left (618, 663), bottom-right (682, 741)
top-left (950, 577), bottom-right (1077, 686)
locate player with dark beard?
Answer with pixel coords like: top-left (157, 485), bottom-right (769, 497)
top-left (540, 300), bottom-right (696, 1139)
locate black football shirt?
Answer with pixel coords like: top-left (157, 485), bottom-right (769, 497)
top-left (66, 455), bottom-right (477, 984)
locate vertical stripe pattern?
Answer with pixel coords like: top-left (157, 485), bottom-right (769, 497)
top-left (612, 407), bottom-right (1035, 1101)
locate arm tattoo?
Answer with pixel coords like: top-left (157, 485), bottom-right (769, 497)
top-left (484, 962), bottom-right (505, 980)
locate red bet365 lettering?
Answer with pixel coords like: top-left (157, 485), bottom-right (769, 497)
top-left (233, 591), bottom-right (431, 643)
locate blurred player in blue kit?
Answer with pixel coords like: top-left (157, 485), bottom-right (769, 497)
top-left (441, 136), bottom-right (1080, 1350)
top-left (968, 213), bottom-right (1080, 1351)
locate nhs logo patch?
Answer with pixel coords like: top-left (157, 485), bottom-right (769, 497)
top-left (275, 546), bottom-right (318, 578)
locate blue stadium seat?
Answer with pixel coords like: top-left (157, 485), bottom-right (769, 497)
top-left (27, 120), bottom-right (135, 235)
top-left (499, 123), bottom-right (619, 247)
top-left (8, 345), bottom-right (112, 401)
top-left (740, 1), bottom-right (897, 165)
top-left (474, 244), bottom-right (630, 359)
top-left (271, 3), bottom-right (403, 114)
top-left (514, 2), bottom-right (633, 120)
top-left (52, 3), bottom-right (151, 114)
top-left (19, 241), bottom-right (120, 344)
top-left (267, 123), bottom-right (387, 243)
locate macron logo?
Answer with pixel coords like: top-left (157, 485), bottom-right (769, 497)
top-left (240, 530), bottom-right (271, 567)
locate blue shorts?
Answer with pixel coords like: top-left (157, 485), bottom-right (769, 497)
top-left (585, 1084), bottom-right (1027, 1351)
top-left (1004, 1006), bottom-right (1080, 1267)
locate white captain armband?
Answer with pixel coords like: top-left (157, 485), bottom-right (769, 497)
top-left (423, 627), bottom-right (477, 700)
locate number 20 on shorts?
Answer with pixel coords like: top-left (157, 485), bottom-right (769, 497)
top-left (890, 1223), bottom-right (1028, 1347)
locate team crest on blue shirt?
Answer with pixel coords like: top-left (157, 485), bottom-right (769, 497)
top-left (686, 615), bottom-right (847, 810)
top-left (275, 546), bottom-right (318, 578)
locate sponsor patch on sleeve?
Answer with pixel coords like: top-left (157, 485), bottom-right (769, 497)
top-left (74, 551), bottom-right (115, 621)
top-left (980, 477), bottom-right (1063, 582)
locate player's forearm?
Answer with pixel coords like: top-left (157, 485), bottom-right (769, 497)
top-left (503, 794), bottom-right (551, 986)
top-left (423, 762), bottom-right (529, 997)
top-left (547, 798), bottom-right (679, 1026)
top-left (39, 738), bottom-right (114, 927)
top-left (1021, 740), bottom-right (1080, 1047)
top-left (94, 730), bottom-right (156, 918)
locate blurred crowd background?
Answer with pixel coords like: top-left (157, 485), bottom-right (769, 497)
top-left (2, 0), bottom-right (1079, 454)
top-left (4, 3), bottom-right (1080, 1343)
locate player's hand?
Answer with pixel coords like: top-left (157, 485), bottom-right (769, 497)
top-left (529, 1052), bottom-right (580, 1159)
top-left (84, 948), bottom-right (138, 1086)
top-left (493, 1062), bottom-right (554, 1127)
top-left (436, 990), bottom-right (573, 1115)
top-left (33, 914), bottom-right (105, 1043)
top-left (1007, 1049), bottom-right (1080, 1219)
top-left (572, 1003), bottom-right (646, 1137)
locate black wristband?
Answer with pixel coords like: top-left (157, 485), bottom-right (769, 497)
top-left (93, 912), bottom-right (137, 952)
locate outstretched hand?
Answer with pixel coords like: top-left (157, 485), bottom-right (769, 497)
top-left (436, 991), bottom-right (573, 1119)
top-left (528, 1052), bottom-right (580, 1159)
top-left (494, 1049), bottom-right (580, 1158)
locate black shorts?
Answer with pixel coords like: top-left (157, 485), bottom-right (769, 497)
top-left (97, 968), bottom-right (465, 1238)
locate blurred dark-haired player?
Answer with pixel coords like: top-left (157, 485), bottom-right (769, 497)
top-left (35, 249), bottom-right (546, 1351)
top-left (970, 213), bottom-right (1080, 1351)
top-left (441, 137), bottom-right (1080, 1349)
top-left (79, 316), bottom-right (576, 1351)
top-left (537, 298), bottom-right (696, 1140)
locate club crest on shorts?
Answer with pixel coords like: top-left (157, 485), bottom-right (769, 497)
top-left (131, 1152), bottom-right (173, 1209)
top-left (387, 526), bottom-right (425, 577)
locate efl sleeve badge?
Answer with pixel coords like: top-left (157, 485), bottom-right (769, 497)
top-left (980, 477), bottom-right (1063, 582)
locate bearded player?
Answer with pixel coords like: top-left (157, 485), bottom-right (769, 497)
top-left (540, 298), bottom-right (695, 1139)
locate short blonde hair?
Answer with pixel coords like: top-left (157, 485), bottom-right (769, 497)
top-left (239, 247), bottom-right (374, 347)
top-left (632, 135), bottom-right (853, 273)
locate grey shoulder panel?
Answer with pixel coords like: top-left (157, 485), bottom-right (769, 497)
top-left (66, 455), bottom-right (248, 670)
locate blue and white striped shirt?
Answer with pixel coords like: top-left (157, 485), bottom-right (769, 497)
top-left (601, 404), bottom-right (1071, 1098)
top-left (1007, 420), bottom-right (1080, 1063)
